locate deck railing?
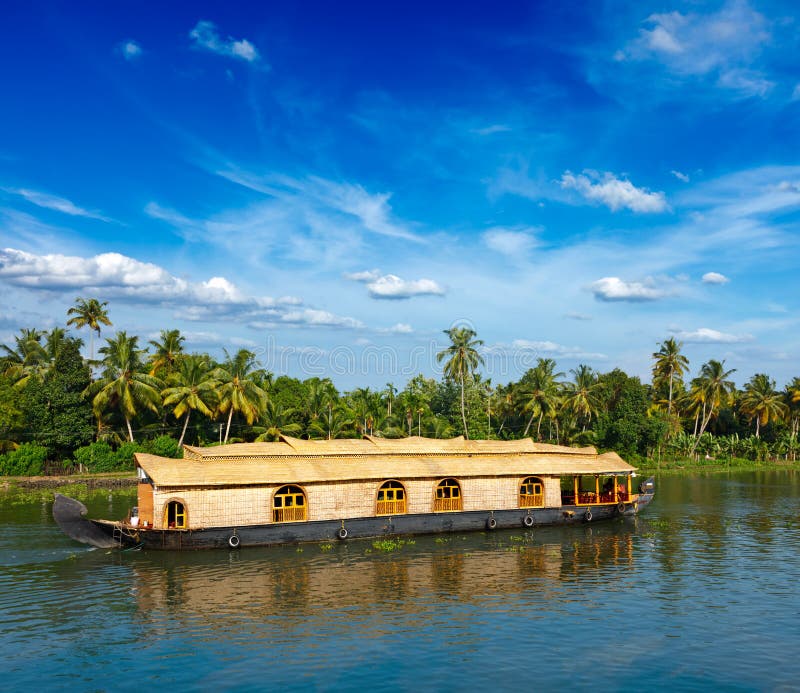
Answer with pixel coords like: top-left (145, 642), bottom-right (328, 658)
top-left (273, 506), bottom-right (307, 523)
top-left (376, 499), bottom-right (407, 516)
top-left (520, 494), bottom-right (544, 508)
top-left (433, 497), bottom-right (462, 512)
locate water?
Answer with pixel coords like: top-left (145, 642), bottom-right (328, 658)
top-left (1, 473), bottom-right (800, 691)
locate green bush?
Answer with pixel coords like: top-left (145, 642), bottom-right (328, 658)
top-left (144, 435), bottom-right (181, 458)
top-left (73, 441), bottom-right (117, 472)
top-left (0, 443), bottom-right (48, 476)
top-left (114, 442), bottom-right (143, 470)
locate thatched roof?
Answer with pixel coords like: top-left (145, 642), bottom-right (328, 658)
top-left (138, 436), bottom-right (634, 488)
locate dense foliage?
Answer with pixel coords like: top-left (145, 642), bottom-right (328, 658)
top-left (1, 298), bottom-right (798, 474)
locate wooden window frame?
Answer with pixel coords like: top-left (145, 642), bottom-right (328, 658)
top-left (164, 498), bottom-right (188, 529)
top-left (519, 476), bottom-right (544, 508)
top-left (376, 479), bottom-right (407, 516)
top-left (433, 478), bottom-right (463, 512)
top-left (272, 484), bottom-right (308, 523)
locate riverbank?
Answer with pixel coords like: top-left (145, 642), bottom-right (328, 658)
top-left (637, 456), bottom-right (800, 475)
top-left (1, 472), bottom-right (136, 491)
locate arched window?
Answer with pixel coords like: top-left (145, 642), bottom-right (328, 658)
top-left (273, 485), bottom-right (307, 523)
top-left (433, 478), bottom-right (462, 512)
top-left (376, 480), bottom-right (407, 516)
top-left (164, 500), bottom-right (187, 529)
top-left (519, 477), bottom-right (544, 508)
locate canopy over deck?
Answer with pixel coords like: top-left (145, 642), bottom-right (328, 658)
top-left (138, 436), bottom-right (634, 488)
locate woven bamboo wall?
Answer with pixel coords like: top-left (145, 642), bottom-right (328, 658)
top-left (150, 474), bottom-right (564, 529)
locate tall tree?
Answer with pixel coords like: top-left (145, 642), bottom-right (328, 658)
top-left (518, 358), bottom-right (564, 439)
top-left (564, 364), bottom-right (600, 431)
top-left (21, 337), bottom-right (93, 457)
top-left (740, 373), bottom-right (787, 438)
top-left (66, 297), bottom-right (112, 363)
top-left (148, 329), bottom-right (185, 377)
top-left (690, 359), bottom-right (736, 455)
top-left (213, 349), bottom-right (268, 443)
top-left (162, 354), bottom-right (219, 447)
top-left (436, 327), bottom-right (484, 439)
top-left (652, 337), bottom-right (690, 416)
top-left (88, 332), bottom-right (163, 442)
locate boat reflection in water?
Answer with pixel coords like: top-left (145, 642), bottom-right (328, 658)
top-left (130, 523), bottom-right (637, 621)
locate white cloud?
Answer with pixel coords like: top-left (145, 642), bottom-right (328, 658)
top-left (702, 271), bottom-right (729, 284)
top-left (671, 327), bottom-right (753, 343)
top-left (365, 274), bottom-right (445, 300)
top-left (2, 187), bottom-right (111, 221)
top-left (344, 269), bottom-right (444, 300)
top-left (564, 312), bottom-right (592, 321)
top-left (471, 124), bottom-right (511, 136)
top-left (510, 339), bottom-right (607, 360)
top-left (717, 69), bottom-right (773, 98)
top-left (560, 171), bottom-right (667, 213)
top-left (379, 323), bottom-right (414, 334)
top-left (278, 309), bottom-right (364, 329)
top-left (0, 248), bottom-right (364, 330)
top-left (589, 276), bottom-right (667, 302)
top-left (189, 20), bottom-right (261, 63)
top-left (671, 170), bottom-right (690, 182)
top-left (482, 227), bottom-right (538, 256)
top-left (119, 41), bottom-right (142, 61)
top-left (616, 1), bottom-right (772, 97)
top-left (344, 269), bottom-right (381, 282)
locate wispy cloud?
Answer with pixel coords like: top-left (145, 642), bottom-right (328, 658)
top-left (560, 171), bottom-right (667, 213)
top-left (615, 0), bottom-right (773, 97)
top-left (510, 339), bottom-right (607, 360)
top-left (590, 276), bottom-right (668, 302)
top-left (702, 271), bottom-right (729, 284)
top-left (189, 20), bottom-right (261, 64)
top-left (119, 41), bottom-right (142, 61)
top-left (482, 227), bottom-right (539, 257)
top-left (471, 124), bottom-right (511, 136)
top-left (346, 270), bottom-right (445, 300)
top-left (2, 187), bottom-right (111, 221)
top-left (671, 170), bottom-right (690, 183)
top-left (671, 327), bottom-right (753, 343)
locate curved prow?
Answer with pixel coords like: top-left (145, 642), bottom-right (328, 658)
top-left (52, 494), bottom-right (119, 549)
top-left (636, 476), bottom-right (656, 512)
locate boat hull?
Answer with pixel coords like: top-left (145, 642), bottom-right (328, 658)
top-left (90, 503), bottom-right (637, 550)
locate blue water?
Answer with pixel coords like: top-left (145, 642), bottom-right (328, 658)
top-left (1, 473), bottom-right (799, 691)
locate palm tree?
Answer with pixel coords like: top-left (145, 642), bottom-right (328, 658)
top-left (652, 337), bottom-right (690, 416)
top-left (436, 326), bottom-right (484, 439)
top-left (213, 349), bottom-right (268, 443)
top-left (148, 329), bottom-right (185, 377)
top-left (88, 331), bottom-right (163, 441)
top-left (563, 364), bottom-right (599, 431)
top-left (740, 373), bottom-right (787, 438)
top-left (44, 327), bottom-right (68, 361)
top-left (690, 359), bottom-right (736, 455)
top-left (254, 401), bottom-right (303, 441)
top-left (785, 377), bottom-right (800, 441)
top-left (385, 382), bottom-right (397, 417)
top-left (162, 354), bottom-right (219, 447)
top-left (66, 297), bottom-right (112, 363)
top-left (0, 328), bottom-right (48, 388)
top-left (518, 358), bottom-right (564, 439)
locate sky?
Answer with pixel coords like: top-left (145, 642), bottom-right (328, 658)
top-left (1, 0), bottom-right (799, 390)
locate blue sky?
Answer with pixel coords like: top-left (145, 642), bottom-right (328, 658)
top-left (1, 0), bottom-right (799, 389)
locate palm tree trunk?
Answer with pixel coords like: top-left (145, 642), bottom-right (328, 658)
top-left (224, 407), bottom-right (233, 443)
top-left (668, 368), bottom-right (674, 415)
top-left (690, 406), bottom-right (715, 456)
top-left (178, 410), bottom-right (191, 448)
top-left (523, 410), bottom-right (536, 437)
top-left (536, 411), bottom-right (544, 440)
top-left (125, 417), bottom-right (134, 442)
top-left (460, 373), bottom-right (468, 439)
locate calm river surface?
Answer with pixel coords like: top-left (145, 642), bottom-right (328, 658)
top-left (1, 472), bottom-right (799, 691)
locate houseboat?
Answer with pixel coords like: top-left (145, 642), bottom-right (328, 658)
top-left (53, 435), bottom-right (655, 550)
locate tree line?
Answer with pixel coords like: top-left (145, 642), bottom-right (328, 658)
top-left (0, 299), bottom-right (798, 474)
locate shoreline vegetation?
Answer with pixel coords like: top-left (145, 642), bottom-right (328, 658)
top-left (1, 300), bottom-right (798, 480)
